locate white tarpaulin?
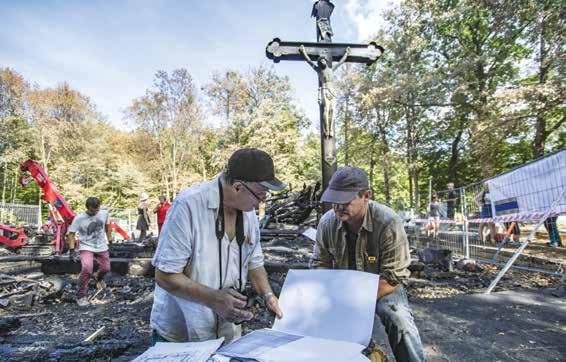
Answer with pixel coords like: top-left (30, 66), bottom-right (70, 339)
top-left (488, 149), bottom-right (566, 221)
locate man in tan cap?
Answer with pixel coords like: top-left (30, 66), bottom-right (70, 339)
top-left (312, 166), bottom-right (425, 362)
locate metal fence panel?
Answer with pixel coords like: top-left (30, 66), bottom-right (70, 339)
top-left (405, 150), bottom-right (566, 276)
top-left (0, 203), bottom-right (41, 227)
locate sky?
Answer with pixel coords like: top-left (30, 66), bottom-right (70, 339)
top-left (0, 0), bottom-right (398, 130)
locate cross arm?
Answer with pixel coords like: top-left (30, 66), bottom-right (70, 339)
top-left (266, 38), bottom-right (384, 65)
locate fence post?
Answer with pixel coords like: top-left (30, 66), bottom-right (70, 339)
top-left (128, 209), bottom-right (132, 235)
top-left (428, 177), bottom-right (432, 204)
top-left (37, 204), bottom-right (42, 231)
top-left (461, 187), bottom-right (470, 259)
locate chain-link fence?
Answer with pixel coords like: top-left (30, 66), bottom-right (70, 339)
top-left (0, 203), bottom-right (41, 227)
top-left (405, 149), bottom-right (566, 276)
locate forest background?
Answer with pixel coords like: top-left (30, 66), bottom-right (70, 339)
top-left (0, 0), bottom-right (564, 216)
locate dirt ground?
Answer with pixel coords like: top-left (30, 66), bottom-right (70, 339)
top-left (1, 240), bottom-right (565, 361)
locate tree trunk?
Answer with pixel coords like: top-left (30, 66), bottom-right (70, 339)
top-left (406, 106), bottom-right (414, 210)
top-left (414, 169), bottom-right (420, 214)
top-left (160, 138), bottom-right (171, 200)
top-left (407, 103), bottom-right (420, 213)
top-left (472, 31), bottom-right (494, 177)
top-left (448, 126), bottom-right (464, 183)
top-left (10, 167), bottom-right (17, 204)
top-left (533, 116), bottom-right (546, 157)
top-left (533, 4), bottom-right (549, 158)
top-left (369, 141), bottom-right (376, 195)
top-left (172, 139), bottom-right (177, 198)
top-left (377, 121), bottom-right (391, 206)
top-left (382, 159), bottom-right (391, 206)
top-left (343, 94), bottom-right (350, 166)
top-left (1, 160), bottom-right (7, 205)
top-left (408, 168), bottom-right (413, 210)
top-left (201, 158), bottom-right (207, 182)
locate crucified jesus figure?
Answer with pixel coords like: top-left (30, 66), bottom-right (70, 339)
top-left (300, 45), bottom-right (350, 138)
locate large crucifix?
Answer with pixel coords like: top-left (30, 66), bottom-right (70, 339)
top-left (266, 0), bottom-right (384, 193)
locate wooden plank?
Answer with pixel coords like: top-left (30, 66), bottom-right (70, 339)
top-left (266, 38), bottom-right (384, 64)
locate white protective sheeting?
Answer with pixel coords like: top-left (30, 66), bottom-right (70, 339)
top-left (488, 149), bottom-right (566, 220)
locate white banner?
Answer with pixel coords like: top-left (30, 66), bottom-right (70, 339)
top-left (488, 149), bottom-right (565, 220)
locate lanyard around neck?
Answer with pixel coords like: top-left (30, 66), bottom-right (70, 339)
top-left (215, 178), bottom-right (246, 290)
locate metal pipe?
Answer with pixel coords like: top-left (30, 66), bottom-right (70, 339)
top-left (462, 187), bottom-right (470, 259)
top-left (478, 258), bottom-right (563, 276)
top-left (485, 190), bottom-right (566, 294)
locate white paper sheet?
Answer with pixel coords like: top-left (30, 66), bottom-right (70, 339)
top-left (133, 337), bottom-right (224, 362)
top-left (272, 269), bottom-right (379, 346)
top-left (218, 328), bottom-right (364, 362)
top-left (260, 333), bottom-right (365, 362)
top-left (301, 227), bottom-right (317, 242)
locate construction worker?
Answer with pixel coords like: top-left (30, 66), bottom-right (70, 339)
top-left (137, 193), bottom-right (151, 241)
top-left (67, 197), bottom-right (111, 307)
top-left (311, 166), bottom-right (426, 362)
top-left (153, 195), bottom-right (171, 235)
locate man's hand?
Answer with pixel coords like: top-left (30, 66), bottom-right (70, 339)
top-left (300, 45), bottom-right (306, 55)
top-left (377, 279), bottom-right (397, 300)
top-left (211, 288), bottom-right (253, 323)
top-left (264, 293), bottom-right (283, 319)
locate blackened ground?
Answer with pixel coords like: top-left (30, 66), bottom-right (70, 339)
top-left (0, 238), bottom-right (564, 361)
top-left (0, 274), bottom-right (154, 361)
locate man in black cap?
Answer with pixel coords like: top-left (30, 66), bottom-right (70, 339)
top-left (311, 166), bottom-right (425, 361)
top-left (150, 148), bottom-right (284, 345)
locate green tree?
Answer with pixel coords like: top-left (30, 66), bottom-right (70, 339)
top-left (127, 69), bottom-right (203, 197)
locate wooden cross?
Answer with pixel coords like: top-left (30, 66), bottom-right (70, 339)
top-left (265, 4), bottom-right (384, 194)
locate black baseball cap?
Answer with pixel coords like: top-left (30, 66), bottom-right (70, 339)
top-left (226, 148), bottom-right (285, 191)
top-left (321, 166), bottom-right (369, 204)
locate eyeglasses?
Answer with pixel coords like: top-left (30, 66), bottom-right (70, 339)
top-left (239, 182), bottom-right (267, 202)
top-left (332, 202), bottom-right (351, 211)
top-left (332, 198), bottom-right (357, 210)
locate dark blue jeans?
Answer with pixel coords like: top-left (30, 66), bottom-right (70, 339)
top-left (373, 285), bottom-right (426, 362)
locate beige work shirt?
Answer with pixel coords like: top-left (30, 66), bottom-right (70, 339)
top-left (311, 201), bottom-right (411, 285)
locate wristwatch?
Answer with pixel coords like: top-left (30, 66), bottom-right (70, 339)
top-left (262, 292), bottom-right (275, 301)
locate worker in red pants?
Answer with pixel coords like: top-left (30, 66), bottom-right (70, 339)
top-left (68, 197), bottom-right (111, 306)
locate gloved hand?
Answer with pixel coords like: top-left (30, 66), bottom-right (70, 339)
top-left (69, 249), bottom-right (80, 263)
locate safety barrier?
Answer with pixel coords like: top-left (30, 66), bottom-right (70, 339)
top-left (405, 149), bottom-right (566, 288)
top-left (0, 203), bottom-right (41, 227)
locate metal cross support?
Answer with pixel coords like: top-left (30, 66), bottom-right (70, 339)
top-left (265, 4), bottom-right (384, 195)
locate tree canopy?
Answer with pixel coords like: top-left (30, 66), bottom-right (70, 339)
top-left (1, 0), bottom-right (563, 216)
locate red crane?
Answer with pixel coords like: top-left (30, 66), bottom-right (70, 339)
top-left (0, 159), bottom-right (130, 254)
